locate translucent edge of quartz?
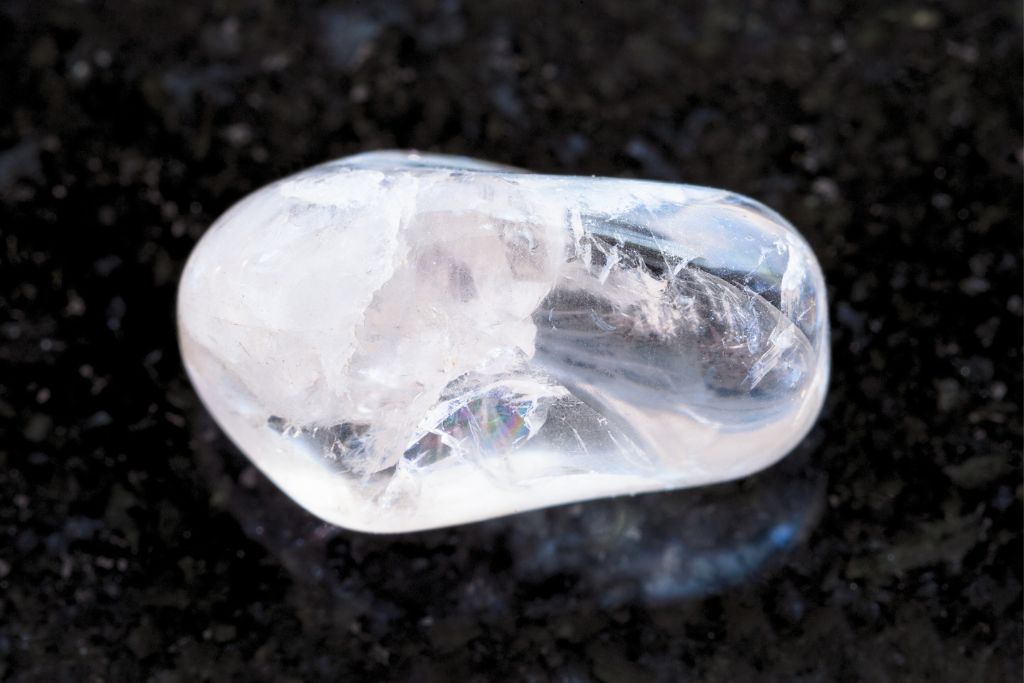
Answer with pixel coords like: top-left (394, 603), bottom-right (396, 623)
top-left (177, 151), bottom-right (830, 534)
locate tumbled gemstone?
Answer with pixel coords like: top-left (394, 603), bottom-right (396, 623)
top-left (178, 151), bottom-right (829, 533)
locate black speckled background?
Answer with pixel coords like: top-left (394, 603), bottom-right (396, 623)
top-left (1, 1), bottom-right (1021, 680)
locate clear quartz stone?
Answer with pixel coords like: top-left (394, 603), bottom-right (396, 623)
top-left (178, 151), bottom-right (829, 532)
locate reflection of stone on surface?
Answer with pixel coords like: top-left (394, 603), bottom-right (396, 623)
top-left (196, 409), bottom-right (826, 613)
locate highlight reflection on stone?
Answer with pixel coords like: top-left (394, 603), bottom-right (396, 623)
top-left (178, 151), bottom-right (829, 532)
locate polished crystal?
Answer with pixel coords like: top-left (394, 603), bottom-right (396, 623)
top-left (178, 151), bottom-right (829, 532)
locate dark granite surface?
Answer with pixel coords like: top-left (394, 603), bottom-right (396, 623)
top-left (1, 1), bottom-right (1021, 680)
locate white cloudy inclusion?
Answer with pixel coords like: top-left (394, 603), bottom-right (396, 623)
top-left (178, 151), bottom-right (829, 532)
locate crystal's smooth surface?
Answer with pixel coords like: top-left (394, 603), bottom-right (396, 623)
top-left (178, 151), bottom-right (829, 533)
